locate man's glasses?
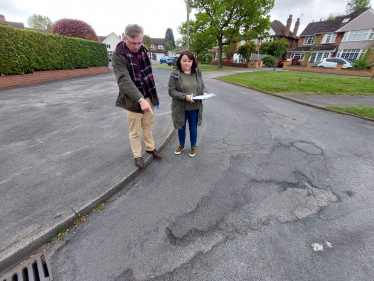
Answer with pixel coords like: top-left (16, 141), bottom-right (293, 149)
top-left (126, 37), bottom-right (143, 46)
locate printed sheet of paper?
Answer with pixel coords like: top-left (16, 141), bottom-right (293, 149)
top-left (192, 93), bottom-right (217, 100)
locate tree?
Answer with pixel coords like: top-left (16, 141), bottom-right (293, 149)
top-left (190, 0), bottom-right (273, 68)
top-left (237, 41), bottom-right (257, 62)
top-left (178, 20), bottom-right (216, 64)
top-left (27, 14), bottom-right (52, 30)
top-left (259, 39), bottom-right (289, 57)
top-left (51, 19), bottom-right (99, 41)
top-left (346, 0), bottom-right (371, 14)
top-left (165, 28), bottom-right (176, 51)
top-left (144, 35), bottom-right (152, 49)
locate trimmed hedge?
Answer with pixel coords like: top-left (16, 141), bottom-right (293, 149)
top-left (0, 25), bottom-right (108, 76)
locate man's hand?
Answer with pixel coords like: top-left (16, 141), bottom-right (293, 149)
top-left (139, 99), bottom-right (153, 115)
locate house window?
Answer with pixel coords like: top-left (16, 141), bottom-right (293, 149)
top-left (369, 32), bottom-right (374, 40)
top-left (291, 53), bottom-right (304, 61)
top-left (337, 49), bottom-right (361, 60)
top-left (321, 33), bottom-right (337, 44)
top-left (157, 45), bottom-right (163, 50)
top-left (106, 44), bottom-right (111, 49)
top-left (309, 52), bottom-right (330, 64)
top-left (304, 36), bottom-right (315, 45)
top-left (150, 44), bottom-right (154, 48)
top-left (343, 29), bottom-right (371, 41)
top-left (342, 18), bottom-right (350, 23)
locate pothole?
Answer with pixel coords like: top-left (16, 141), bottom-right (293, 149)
top-left (293, 142), bottom-right (323, 155)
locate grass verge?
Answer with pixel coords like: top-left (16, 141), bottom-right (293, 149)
top-left (326, 106), bottom-right (374, 119)
top-left (159, 65), bottom-right (242, 71)
top-left (217, 71), bottom-right (374, 95)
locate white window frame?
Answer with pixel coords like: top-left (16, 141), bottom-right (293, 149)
top-left (290, 53), bottom-right (305, 61)
top-left (150, 44), bottom-right (154, 48)
top-left (304, 36), bottom-right (316, 45)
top-left (321, 33), bottom-right (337, 44)
top-left (106, 44), bottom-right (111, 49)
top-left (342, 29), bottom-right (372, 42)
top-left (337, 49), bottom-right (362, 61)
top-left (157, 44), bottom-right (163, 50)
top-left (308, 52), bottom-right (331, 64)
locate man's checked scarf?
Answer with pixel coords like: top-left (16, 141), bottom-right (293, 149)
top-left (122, 42), bottom-right (157, 99)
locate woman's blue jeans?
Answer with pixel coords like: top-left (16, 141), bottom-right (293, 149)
top-left (178, 109), bottom-right (198, 148)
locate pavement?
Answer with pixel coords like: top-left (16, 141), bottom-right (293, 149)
top-left (1, 63), bottom-right (374, 275)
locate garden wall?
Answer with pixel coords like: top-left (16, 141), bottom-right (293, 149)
top-left (0, 66), bottom-right (110, 90)
top-left (283, 62), bottom-right (373, 78)
top-left (210, 61), bottom-right (263, 68)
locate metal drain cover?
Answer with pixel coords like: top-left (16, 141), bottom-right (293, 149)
top-left (0, 251), bottom-right (52, 281)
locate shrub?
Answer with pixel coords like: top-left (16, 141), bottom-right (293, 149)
top-left (262, 55), bottom-right (276, 67)
top-left (351, 50), bottom-right (371, 69)
top-left (198, 54), bottom-right (204, 62)
top-left (0, 25), bottom-right (107, 76)
top-left (52, 19), bottom-right (99, 41)
top-left (205, 54), bottom-right (212, 63)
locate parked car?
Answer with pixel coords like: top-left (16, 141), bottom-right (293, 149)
top-left (279, 58), bottom-right (300, 67)
top-left (166, 56), bottom-right (178, 66)
top-left (160, 56), bottom-right (168, 64)
top-left (317, 58), bottom-right (352, 69)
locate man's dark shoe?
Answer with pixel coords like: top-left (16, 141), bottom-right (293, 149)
top-left (146, 149), bottom-right (162, 159)
top-left (135, 157), bottom-right (144, 169)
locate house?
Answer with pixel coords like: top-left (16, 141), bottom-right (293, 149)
top-left (288, 7), bottom-right (374, 64)
top-left (99, 32), bottom-right (122, 56)
top-left (0, 14), bottom-right (25, 29)
top-left (232, 15), bottom-right (300, 62)
top-left (145, 38), bottom-right (166, 61)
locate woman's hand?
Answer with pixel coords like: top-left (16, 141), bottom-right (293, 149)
top-left (185, 94), bottom-right (194, 103)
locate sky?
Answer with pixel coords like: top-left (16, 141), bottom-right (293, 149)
top-left (1, 0), bottom-right (373, 41)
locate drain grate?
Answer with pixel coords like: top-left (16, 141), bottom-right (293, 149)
top-left (1, 251), bottom-right (52, 281)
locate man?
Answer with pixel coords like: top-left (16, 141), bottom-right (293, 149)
top-left (112, 24), bottom-right (161, 169)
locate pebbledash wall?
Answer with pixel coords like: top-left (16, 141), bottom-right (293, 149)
top-left (0, 66), bottom-right (110, 90)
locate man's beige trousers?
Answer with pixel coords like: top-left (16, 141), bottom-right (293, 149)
top-left (125, 97), bottom-right (155, 158)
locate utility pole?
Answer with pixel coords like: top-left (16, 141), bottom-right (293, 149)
top-left (186, 0), bottom-right (190, 50)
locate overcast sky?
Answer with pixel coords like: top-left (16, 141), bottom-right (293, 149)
top-left (1, 0), bottom-right (373, 40)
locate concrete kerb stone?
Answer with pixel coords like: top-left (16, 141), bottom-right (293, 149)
top-left (216, 79), bottom-right (374, 123)
top-left (0, 123), bottom-right (176, 276)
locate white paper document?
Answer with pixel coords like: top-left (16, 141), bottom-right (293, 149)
top-left (192, 93), bottom-right (217, 100)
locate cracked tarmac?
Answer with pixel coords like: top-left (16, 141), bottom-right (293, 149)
top-left (46, 70), bottom-right (374, 281)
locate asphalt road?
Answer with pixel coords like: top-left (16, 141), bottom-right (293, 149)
top-left (48, 67), bottom-right (374, 280)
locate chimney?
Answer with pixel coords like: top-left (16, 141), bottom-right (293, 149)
top-left (293, 18), bottom-right (300, 37)
top-left (284, 15), bottom-right (292, 36)
top-left (0, 15), bottom-right (5, 21)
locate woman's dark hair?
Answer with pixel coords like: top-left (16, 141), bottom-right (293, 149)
top-left (175, 50), bottom-right (197, 73)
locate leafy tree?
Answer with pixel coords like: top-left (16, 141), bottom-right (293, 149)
top-left (27, 14), bottom-right (52, 30)
top-left (144, 35), bottom-right (152, 49)
top-left (205, 54), bottom-right (213, 63)
top-left (346, 0), bottom-right (371, 14)
top-left (190, 0), bottom-right (273, 68)
top-left (165, 28), bottom-right (176, 51)
top-left (237, 41), bottom-right (257, 62)
top-left (351, 47), bottom-right (372, 69)
top-left (259, 39), bottom-right (289, 58)
top-left (51, 19), bottom-right (99, 41)
top-left (178, 20), bottom-right (216, 64)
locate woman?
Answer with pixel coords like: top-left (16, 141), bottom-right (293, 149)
top-left (168, 51), bottom-right (208, 157)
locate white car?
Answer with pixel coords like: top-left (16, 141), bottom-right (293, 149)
top-left (317, 58), bottom-right (352, 69)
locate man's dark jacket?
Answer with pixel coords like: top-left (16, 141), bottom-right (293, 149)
top-left (112, 41), bottom-right (159, 113)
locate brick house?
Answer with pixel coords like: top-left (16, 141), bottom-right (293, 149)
top-left (145, 38), bottom-right (166, 61)
top-left (232, 15), bottom-right (300, 62)
top-left (288, 7), bottom-right (374, 64)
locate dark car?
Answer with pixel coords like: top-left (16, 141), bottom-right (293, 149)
top-left (166, 56), bottom-right (178, 66)
top-left (160, 56), bottom-right (168, 64)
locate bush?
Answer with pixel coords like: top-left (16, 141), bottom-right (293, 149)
top-left (351, 51), bottom-right (371, 69)
top-left (205, 54), bottom-right (212, 63)
top-left (198, 54), bottom-right (204, 62)
top-left (0, 25), bottom-right (107, 75)
top-left (52, 19), bottom-right (99, 41)
top-left (262, 55), bottom-right (276, 67)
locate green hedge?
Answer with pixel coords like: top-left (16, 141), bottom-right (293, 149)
top-left (0, 25), bottom-right (108, 76)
